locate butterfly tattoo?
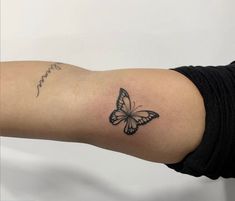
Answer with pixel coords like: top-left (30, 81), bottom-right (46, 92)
top-left (109, 88), bottom-right (160, 135)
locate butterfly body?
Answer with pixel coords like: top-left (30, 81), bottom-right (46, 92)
top-left (109, 88), bottom-right (159, 135)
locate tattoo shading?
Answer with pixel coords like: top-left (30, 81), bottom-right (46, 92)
top-left (36, 63), bottom-right (62, 97)
top-left (109, 88), bottom-right (159, 135)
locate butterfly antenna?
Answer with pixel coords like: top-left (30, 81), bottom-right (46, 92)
top-left (132, 101), bottom-right (135, 111)
top-left (133, 104), bottom-right (143, 112)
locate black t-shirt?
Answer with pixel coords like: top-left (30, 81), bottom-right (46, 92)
top-left (166, 61), bottom-right (235, 179)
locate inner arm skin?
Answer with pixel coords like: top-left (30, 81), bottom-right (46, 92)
top-left (0, 61), bottom-right (205, 164)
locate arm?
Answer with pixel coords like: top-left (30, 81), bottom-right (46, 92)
top-left (0, 61), bottom-right (205, 164)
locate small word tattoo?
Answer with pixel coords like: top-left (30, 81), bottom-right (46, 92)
top-left (109, 88), bottom-right (160, 135)
top-left (36, 62), bottom-right (63, 97)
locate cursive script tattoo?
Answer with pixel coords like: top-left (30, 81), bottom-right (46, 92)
top-left (36, 63), bottom-right (62, 97)
top-left (109, 88), bottom-right (160, 135)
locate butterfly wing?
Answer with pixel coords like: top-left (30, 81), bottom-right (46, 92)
top-left (109, 110), bottom-right (126, 125)
top-left (123, 111), bottom-right (159, 135)
top-left (116, 88), bottom-right (132, 113)
top-left (132, 110), bottom-right (159, 125)
top-left (124, 117), bottom-right (139, 135)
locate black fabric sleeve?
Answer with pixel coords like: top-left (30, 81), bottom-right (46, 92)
top-left (166, 61), bottom-right (235, 179)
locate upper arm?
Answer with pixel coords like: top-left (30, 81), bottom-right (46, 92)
top-left (74, 68), bottom-right (206, 163)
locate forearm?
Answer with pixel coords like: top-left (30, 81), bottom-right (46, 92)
top-left (0, 61), bottom-right (90, 141)
top-left (0, 61), bottom-right (205, 164)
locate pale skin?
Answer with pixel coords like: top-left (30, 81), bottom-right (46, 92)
top-left (0, 61), bottom-right (206, 164)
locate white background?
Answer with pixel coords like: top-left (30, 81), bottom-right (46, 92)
top-left (1, 0), bottom-right (235, 201)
